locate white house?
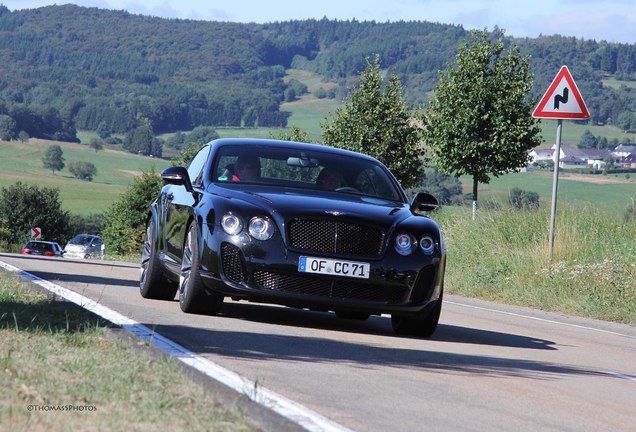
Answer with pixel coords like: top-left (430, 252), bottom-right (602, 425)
top-left (529, 144), bottom-right (613, 169)
top-left (612, 144), bottom-right (636, 168)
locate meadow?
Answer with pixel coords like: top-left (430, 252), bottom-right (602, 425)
top-left (463, 169), bottom-right (635, 217)
top-left (0, 139), bottom-right (170, 215)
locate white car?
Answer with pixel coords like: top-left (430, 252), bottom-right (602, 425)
top-left (63, 234), bottom-right (105, 259)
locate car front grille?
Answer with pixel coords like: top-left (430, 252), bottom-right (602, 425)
top-left (252, 270), bottom-right (407, 304)
top-left (221, 242), bottom-right (246, 284)
top-left (288, 219), bottom-right (384, 258)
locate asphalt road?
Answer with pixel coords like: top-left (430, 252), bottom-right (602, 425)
top-left (2, 253), bottom-right (635, 432)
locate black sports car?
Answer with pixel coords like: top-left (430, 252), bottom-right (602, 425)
top-left (140, 138), bottom-right (446, 337)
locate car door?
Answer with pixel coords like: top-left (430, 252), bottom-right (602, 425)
top-left (163, 145), bottom-right (210, 264)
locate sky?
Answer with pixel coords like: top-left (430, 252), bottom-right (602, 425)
top-left (2, 0), bottom-right (636, 44)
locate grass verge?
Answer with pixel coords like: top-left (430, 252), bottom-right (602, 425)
top-left (436, 205), bottom-right (636, 324)
top-left (0, 272), bottom-right (259, 432)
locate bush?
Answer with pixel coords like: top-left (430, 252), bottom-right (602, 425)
top-left (0, 182), bottom-right (69, 247)
top-left (509, 187), bottom-right (540, 210)
top-left (68, 161), bottom-right (97, 181)
top-left (101, 170), bottom-right (163, 255)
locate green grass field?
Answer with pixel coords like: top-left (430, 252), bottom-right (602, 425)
top-left (464, 170), bottom-right (635, 217)
top-left (0, 139), bottom-right (170, 215)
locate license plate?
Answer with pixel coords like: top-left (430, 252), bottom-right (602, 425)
top-left (298, 256), bottom-right (370, 279)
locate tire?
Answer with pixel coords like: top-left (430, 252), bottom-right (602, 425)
top-left (335, 311), bottom-right (370, 320)
top-left (179, 221), bottom-right (224, 315)
top-left (391, 290), bottom-right (443, 337)
top-left (140, 218), bottom-right (178, 300)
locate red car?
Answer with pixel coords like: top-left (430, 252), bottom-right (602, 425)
top-left (21, 240), bottom-right (64, 257)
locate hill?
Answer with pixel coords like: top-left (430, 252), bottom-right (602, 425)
top-left (1, 4), bottom-right (636, 146)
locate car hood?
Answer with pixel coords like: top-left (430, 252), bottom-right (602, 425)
top-left (213, 186), bottom-right (418, 229)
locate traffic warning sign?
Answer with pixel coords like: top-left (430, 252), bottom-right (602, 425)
top-left (532, 65), bottom-right (590, 120)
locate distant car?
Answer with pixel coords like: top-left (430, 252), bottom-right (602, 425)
top-left (21, 240), bottom-right (64, 257)
top-left (63, 234), bottom-right (105, 259)
top-left (140, 138), bottom-right (446, 337)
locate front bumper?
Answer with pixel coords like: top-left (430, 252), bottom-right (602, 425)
top-left (199, 227), bottom-right (445, 316)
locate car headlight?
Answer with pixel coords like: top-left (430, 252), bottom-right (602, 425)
top-left (420, 235), bottom-right (436, 255)
top-left (221, 213), bottom-right (243, 235)
top-left (248, 217), bottom-right (275, 240)
top-left (394, 233), bottom-right (414, 256)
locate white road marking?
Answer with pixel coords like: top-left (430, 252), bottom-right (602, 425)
top-left (443, 300), bottom-right (635, 339)
top-left (0, 260), bottom-right (354, 432)
top-left (599, 371), bottom-right (636, 382)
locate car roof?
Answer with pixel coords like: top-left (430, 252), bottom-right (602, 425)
top-left (27, 240), bottom-right (58, 245)
top-left (207, 138), bottom-right (380, 163)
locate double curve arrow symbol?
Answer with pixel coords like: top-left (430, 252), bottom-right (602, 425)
top-left (553, 87), bottom-right (569, 110)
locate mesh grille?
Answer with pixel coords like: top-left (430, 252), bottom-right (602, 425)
top-left (252, 271), bottom-right (407, 304)
top-left (288, 219), bottom-right (384, 258)
top-left (221, 242), bottom-right (246, 284)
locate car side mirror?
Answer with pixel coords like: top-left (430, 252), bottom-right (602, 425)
top-left (410, 192), bottom-right (439, 213)
top-left (161, 166), bottom-right (193, 193)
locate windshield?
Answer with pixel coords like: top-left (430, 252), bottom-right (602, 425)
top-left (69, 235), bottom-right (94, 246)
top-left (212, 145), bottom-right (403, 201)
top-left (26, 242), bottom-right (49, 251)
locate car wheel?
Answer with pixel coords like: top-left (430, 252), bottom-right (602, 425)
top-left (179, 221), bottom-right (224, 315)
top-left (391, 291), bottom-right (443, 337)
top-left (140, 218), bottom-right (178, 300)
top-left (335, 311), bottom-right (370, 320)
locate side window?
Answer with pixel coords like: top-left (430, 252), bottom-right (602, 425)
top-left (187, 146), bottom-right (211, 187)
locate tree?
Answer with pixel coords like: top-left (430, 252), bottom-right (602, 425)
top-left (42, 145), bottom-right (65, 174)
top-left (322, 56), bottom-right (424, 189)
top-left (101, 170), bottom-right (163, 255)
top-left (0, 182), bottom-right (70, 246)
top-left (18, 131), bottom-right (30, 142)
top-left (95, 121), bottom-right (111, 139)
top-left (124, 123), bottom-right (159, 156)
top-left (89, 137), bottom-right (104, 153)
top-left (273, 126), bottom-right (311, 143)
top-left (184, 126), bottom-right (219, 147)
top-left (578, 130), bottom-right (598, 149)
top-left (423, 29), bottom-right (542, 218)
top-left (0, 114), bottom-right (17, 141)
top-left (68, 161), bottom-right (98, 181)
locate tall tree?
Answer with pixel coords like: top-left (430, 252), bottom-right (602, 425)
top-left (424, 29), bottom-right (542, 218)
top-left (321, 56), bottom-right (424, 189)
top-left (42, 144), bottom-right (65, 174)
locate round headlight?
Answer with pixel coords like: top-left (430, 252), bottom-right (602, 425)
top-left (221, 213), bottom-right (243, 235)
top-left (420, 235), bottom-right (436, 255)
top-left (394, 233), bottom-right (413, 256)
top-left (249, 217), bottom-right (274, 240)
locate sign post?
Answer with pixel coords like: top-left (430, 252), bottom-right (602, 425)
top-left (532, 65), bottom-right (590, 261)
top-left (31, 227), bottom-right (42, 239)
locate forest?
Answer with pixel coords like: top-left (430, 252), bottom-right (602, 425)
top-left (1, 4), bottom-right (635, 145)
